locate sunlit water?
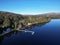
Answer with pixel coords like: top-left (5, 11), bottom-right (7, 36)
top-left (0, 19), bottom-right (60, 45)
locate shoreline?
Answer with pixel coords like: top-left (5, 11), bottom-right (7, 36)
top-left (0, 18), bottom-right (51, 36)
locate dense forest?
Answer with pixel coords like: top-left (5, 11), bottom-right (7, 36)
top-left (0, 11), bottom-right (60, 31)
top-left (0, 11), bottom-right (51, 30)
top-left (0, 11), bottom-right (24, 31)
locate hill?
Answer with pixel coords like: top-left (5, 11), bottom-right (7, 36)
top-left (37, 13), bottom-right (60, 19)
top-left (1, 11), bottom-right (60, 30)
top-left (0, 11), bottom-right (24, 30)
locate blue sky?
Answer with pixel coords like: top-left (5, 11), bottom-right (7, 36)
top-left (0, 0), bottom-right (60, 14)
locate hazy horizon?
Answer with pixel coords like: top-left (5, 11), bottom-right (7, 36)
top-left (0, 0), bottom-right (60, 15)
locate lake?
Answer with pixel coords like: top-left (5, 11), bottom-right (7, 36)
top-left (0, 19), bottom-right (60, 45)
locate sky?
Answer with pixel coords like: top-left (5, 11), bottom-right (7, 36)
top-left (0, 0), bottom-right (60, 14)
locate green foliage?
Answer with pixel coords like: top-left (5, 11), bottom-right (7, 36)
top-left (0, 11), bottom-right (24, 29)
top-left (3, 19), bottom-right (10, 27)
top-left (0, 11), bottom-right (51, 30)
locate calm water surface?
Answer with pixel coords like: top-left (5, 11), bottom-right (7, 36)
top-left (0, 19), bottom-right (60, 45)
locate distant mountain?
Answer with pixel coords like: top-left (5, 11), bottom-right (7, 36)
top-left (45, 13), bottom-right (60, 15)
top-left (35, 12), bottom-right (60, 19)
top-left (36, 12), bottom-right (60, 15)
top-left (44, 13), bottom-right (60, 19)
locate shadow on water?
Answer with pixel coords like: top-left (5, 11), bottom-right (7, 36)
top-left (0, 36), bottom-right (4, 45)
top-left (0, 19), bottom-right (60, 45)
top-left (0, 21), bottom-right (51, 45)
top-left (0, 30), bottom-right (26, 44)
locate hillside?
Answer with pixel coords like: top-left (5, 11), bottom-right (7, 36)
top-left (37, 13), bottom-right (60, 19)
top-left (0, 11), bottom-right (24, 30)
top-left (1, 11), bottom-right (59, 30)
top-left (2, 11), bottom-right (60, 35)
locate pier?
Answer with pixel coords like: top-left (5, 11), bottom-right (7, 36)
top-left (16, 29), bottom-right (35, 35)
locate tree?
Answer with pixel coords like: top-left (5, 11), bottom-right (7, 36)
top-left (3, 18), bottom-right (10, 28)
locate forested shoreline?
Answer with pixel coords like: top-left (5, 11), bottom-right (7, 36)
top-left (0, 11), bottom-right (60, 35)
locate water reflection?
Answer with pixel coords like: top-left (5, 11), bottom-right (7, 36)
top-left (0, 36), bottom-right (4, 45)
top-left (0, 31), bottom-right (16, 44)
top-left (0, 21), bottom-right (50, 45)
